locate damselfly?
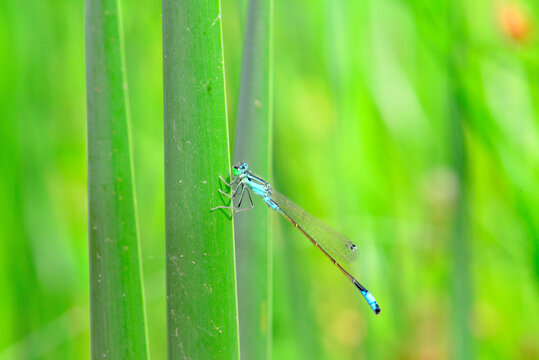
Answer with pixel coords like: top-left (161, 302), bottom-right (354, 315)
top-left (211, 162), bottom-right (381, 315)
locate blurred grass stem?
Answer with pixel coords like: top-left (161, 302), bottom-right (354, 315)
top-left (232, 0), bottom-right (273, 359)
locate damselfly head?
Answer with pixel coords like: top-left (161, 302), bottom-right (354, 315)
top-left (233, 162), bottom-right (248, 176)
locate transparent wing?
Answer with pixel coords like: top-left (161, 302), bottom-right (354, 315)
top-left (270, 190), bottom-right (359, 263)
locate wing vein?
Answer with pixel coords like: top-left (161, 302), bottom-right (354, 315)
top-left (271, 190), bottom-right (359, 263)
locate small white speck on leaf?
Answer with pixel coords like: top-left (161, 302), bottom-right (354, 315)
top-left (211, 14), bottom-right (221, 26)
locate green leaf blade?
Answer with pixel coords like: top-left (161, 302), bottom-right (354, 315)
top-left (85, 0), bottom-right (149, 358)
top-left (163, 0), bottom-right (240, 359)
top-left (233, 0), bottom-right (273, 359)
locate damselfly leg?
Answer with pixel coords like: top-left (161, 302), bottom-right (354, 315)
top-left (235, 185), bottom-right (254, 212)
top-left (211, 175), bottom-right (254, 212)
top-left (218, 175), bottom-right (240, 188)
top-left (210, 175), bottom-right (239, 211)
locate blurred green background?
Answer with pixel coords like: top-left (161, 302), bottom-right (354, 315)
top-left (1, 0), bottom-right (538, 359)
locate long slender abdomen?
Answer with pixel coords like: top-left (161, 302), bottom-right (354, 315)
top-left (263, 196), bottom-right (279, 211)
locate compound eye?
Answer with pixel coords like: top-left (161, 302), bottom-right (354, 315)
top-left (232, 167), bottom-right (241, 176)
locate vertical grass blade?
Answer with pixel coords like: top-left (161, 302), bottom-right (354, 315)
top-left (233, 0), bottom-right (273, 358)
top-left (163, 0), bottom-right (239, 359)
top-left (448, 2), bottom-right (472, 359)
top-left (85, 0), bottom-right (149, 358)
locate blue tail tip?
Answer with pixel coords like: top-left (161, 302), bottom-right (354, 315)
top-left (361, 289), bottom-right (381, 315)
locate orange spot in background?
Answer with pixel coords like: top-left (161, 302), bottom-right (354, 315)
top-left (497, 3), bottom-right (531, 41)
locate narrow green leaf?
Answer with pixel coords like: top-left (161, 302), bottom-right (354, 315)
top-left (85, 0), bottom-right (149, 358)
top-left (233, 0), bottom-right (273, 358)
top-left (448, 2), bottom-right (472, 359)
top-left (163, 0), bottom-right (239, 359)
